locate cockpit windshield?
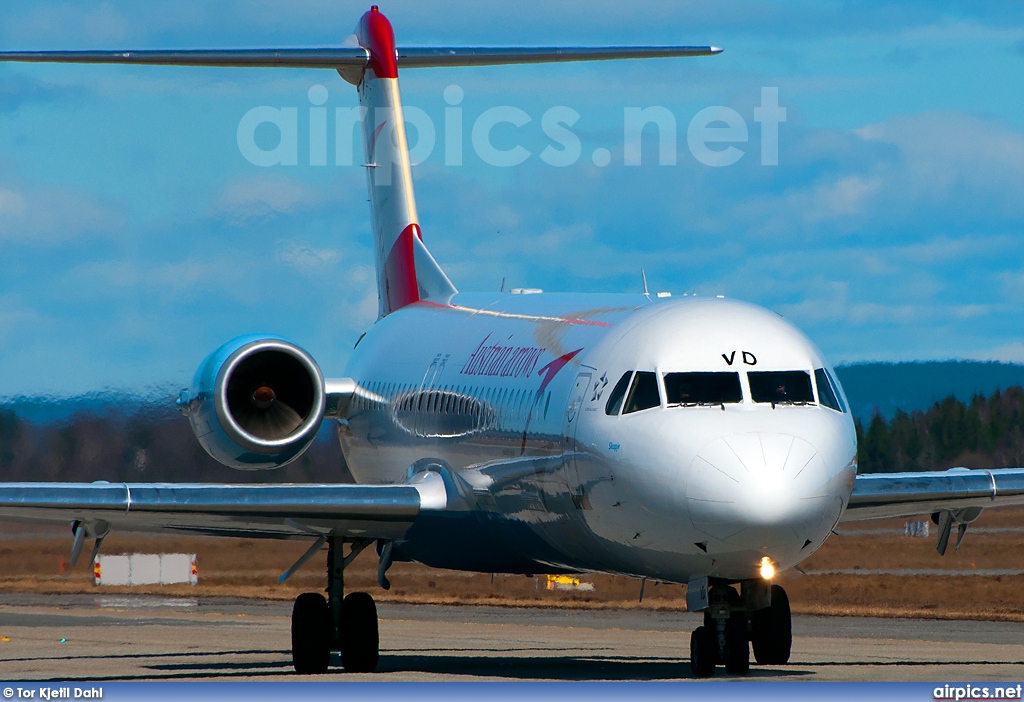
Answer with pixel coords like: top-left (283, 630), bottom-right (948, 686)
top-left (664, 372), bottom-right (742, 406)
top-left (748, 370), bottom-right (814, 405)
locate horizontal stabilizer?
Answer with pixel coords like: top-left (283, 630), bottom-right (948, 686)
top-left (397, 46), bottom-right (722, 67)
top-left (0, 45), bottom-right (720, 69)
top-left (0, 48), bottom-right (371, 68)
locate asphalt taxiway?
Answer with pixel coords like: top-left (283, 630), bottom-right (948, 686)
top-left (0, 594), bottom-right (1020, 681)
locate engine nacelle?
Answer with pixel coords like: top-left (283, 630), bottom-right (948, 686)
top-left (182, 334), bottom-right (326, 470)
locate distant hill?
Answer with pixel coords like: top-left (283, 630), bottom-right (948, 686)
top-left (835, 361), bottom-right (1024, 420)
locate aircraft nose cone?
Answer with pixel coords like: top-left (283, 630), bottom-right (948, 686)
top-left (685, 432), bottom-right (837, 549)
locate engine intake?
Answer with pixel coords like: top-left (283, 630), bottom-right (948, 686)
top-left (185, 335), bottom-right (326, 470)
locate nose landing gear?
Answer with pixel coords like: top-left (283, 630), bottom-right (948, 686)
top-left (688, 624), bottom-right (717, 677)
top-left (290, 536), bottom-right (380, 674)
top-left (751, 584), bottom-right (791, 665)
top-left (689, 582), bottom-right (791, 678)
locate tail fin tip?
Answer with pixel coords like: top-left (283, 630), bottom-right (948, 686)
top-left (356, 6), bottom-right (398, 80)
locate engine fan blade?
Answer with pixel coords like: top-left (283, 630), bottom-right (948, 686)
top-left (233, 387), bottom-right (304, 439)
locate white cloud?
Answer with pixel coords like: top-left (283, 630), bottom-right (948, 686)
top-left (0, 183), bottom-right (123, 243)
top-left (275, 240), bottom-right (341, 275)
top-left (728, 173), bottom-right (883, 239)
top-left (215, 175), bottom-right (313, 223)
top-left (773, 281), bottom-right (849, 323)
top-left (469, 223), bottom-right (592, 260)
top-left (781, 297), bottom-right (993, 329)
top-left (150, 260), bottom-right (241, 297)
top-left (0, 189), bottom-right (27, 216)
top-left (81, 2), bottom-right (131, 43)
top-left (807, 175), bottom-right (881, 219)
top-left (6, 2), bottom-right (129, 44)
top-left (856, 112), bottom-right (1024, 211)
top-left (951, 304), bottom-right (991, 321)
top-left (998, 271), bottom-right (1024, 302)
top-left (70, 260), bottom-right (141, 288)
top-left (58, 256), bottom-right (252, 303)
top-left (0, 295), bottom-right (47, 350)
top-left (718, 112), bottom-right (1024, 244)
top-left (979, 343), bottom-right (1024, 364)
top-left (353, 289), bottom-right (379, 327)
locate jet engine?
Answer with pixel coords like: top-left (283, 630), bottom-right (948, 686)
top-left (181, 334), bottom-right (326, 470)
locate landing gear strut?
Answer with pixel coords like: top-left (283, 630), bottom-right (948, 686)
top-left (689, 582), bottom-right (791, 678)
top-left (290, 536), bottom-right (380, 674)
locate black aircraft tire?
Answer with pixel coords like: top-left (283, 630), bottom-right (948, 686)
top-left (723, 615), bottom-right (750, 676)
top-left (291, 592), bottom-right (331, 674)
top-left (751, 584), bottom-right (792, 665)
top-left (341, 592), bottom-right (380, 673)
top-left (689, 625), bottom-right (717, 678)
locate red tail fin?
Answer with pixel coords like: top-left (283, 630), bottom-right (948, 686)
top-left (351, 7), bottom-right (456, 317)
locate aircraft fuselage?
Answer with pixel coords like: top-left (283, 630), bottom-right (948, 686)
top-left (341, 291), bottom-right (858, 584)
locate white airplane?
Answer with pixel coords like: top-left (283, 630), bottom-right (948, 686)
top-left (1, 5), bottom-right (1023, 679)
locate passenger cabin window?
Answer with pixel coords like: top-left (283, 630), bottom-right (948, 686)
top-left (664, 372), bottom-right (742, 406)
top-left (748, 370), bottom-right (814, 405)
top-left (623, 371), bottom-right (661, 414)
top-left (605, 372), bottom-right (632, 415)
top-left (814, 368), bottom-right (842, 412)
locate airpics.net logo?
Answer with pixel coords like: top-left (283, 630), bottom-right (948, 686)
top-left (934, 684), bottom-right (1024, 701)
top-left (236, 85), bottom-right (786, 171)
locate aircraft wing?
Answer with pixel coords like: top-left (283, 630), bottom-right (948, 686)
top-left (0, 473), bottom-right (447, 541)
top-left (842, 467), bottom-right (1024, 522)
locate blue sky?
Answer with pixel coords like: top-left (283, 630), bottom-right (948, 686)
top-left (0, 1), bottom-right (1022, 397)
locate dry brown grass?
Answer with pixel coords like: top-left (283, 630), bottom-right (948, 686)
top-left (3, 508), bottom-right (1024, 621)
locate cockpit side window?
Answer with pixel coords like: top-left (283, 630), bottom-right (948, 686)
top-left (604, 371), bottom-right (633, 416)
top-left (623, 371), bottom-right (661, 414)
top-left (748, 370), bottom-right (814, 405)
top-left (664, 372), bottom-right (742, 405)
top-left (814, 368), bottom-right (842, 412)
top-left (826, 368), bottom-right (848, 413)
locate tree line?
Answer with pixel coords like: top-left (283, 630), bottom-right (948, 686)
top-left (856, 386), bottom-right (1024, 473)
top-left (2, 386), bottom-right (1024, 482)
top-left (0, 404), bottom-right (353, 484)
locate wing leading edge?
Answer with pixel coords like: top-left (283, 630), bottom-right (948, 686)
top-left (0, 473), bottom-right (447, 541)
top-left (843, 467), bottom-right (1024, 522)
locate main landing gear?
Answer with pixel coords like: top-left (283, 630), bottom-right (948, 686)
top-left (291, 536), bottom-right (380, 674)
top-left (690, 582), bottom-right (791, 678)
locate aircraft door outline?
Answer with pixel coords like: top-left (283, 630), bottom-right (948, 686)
top-left (563, 372), bottom-right (592, 497)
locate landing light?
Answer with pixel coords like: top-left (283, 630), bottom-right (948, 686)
top-left (759, 556), bottom-right (775, 580)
